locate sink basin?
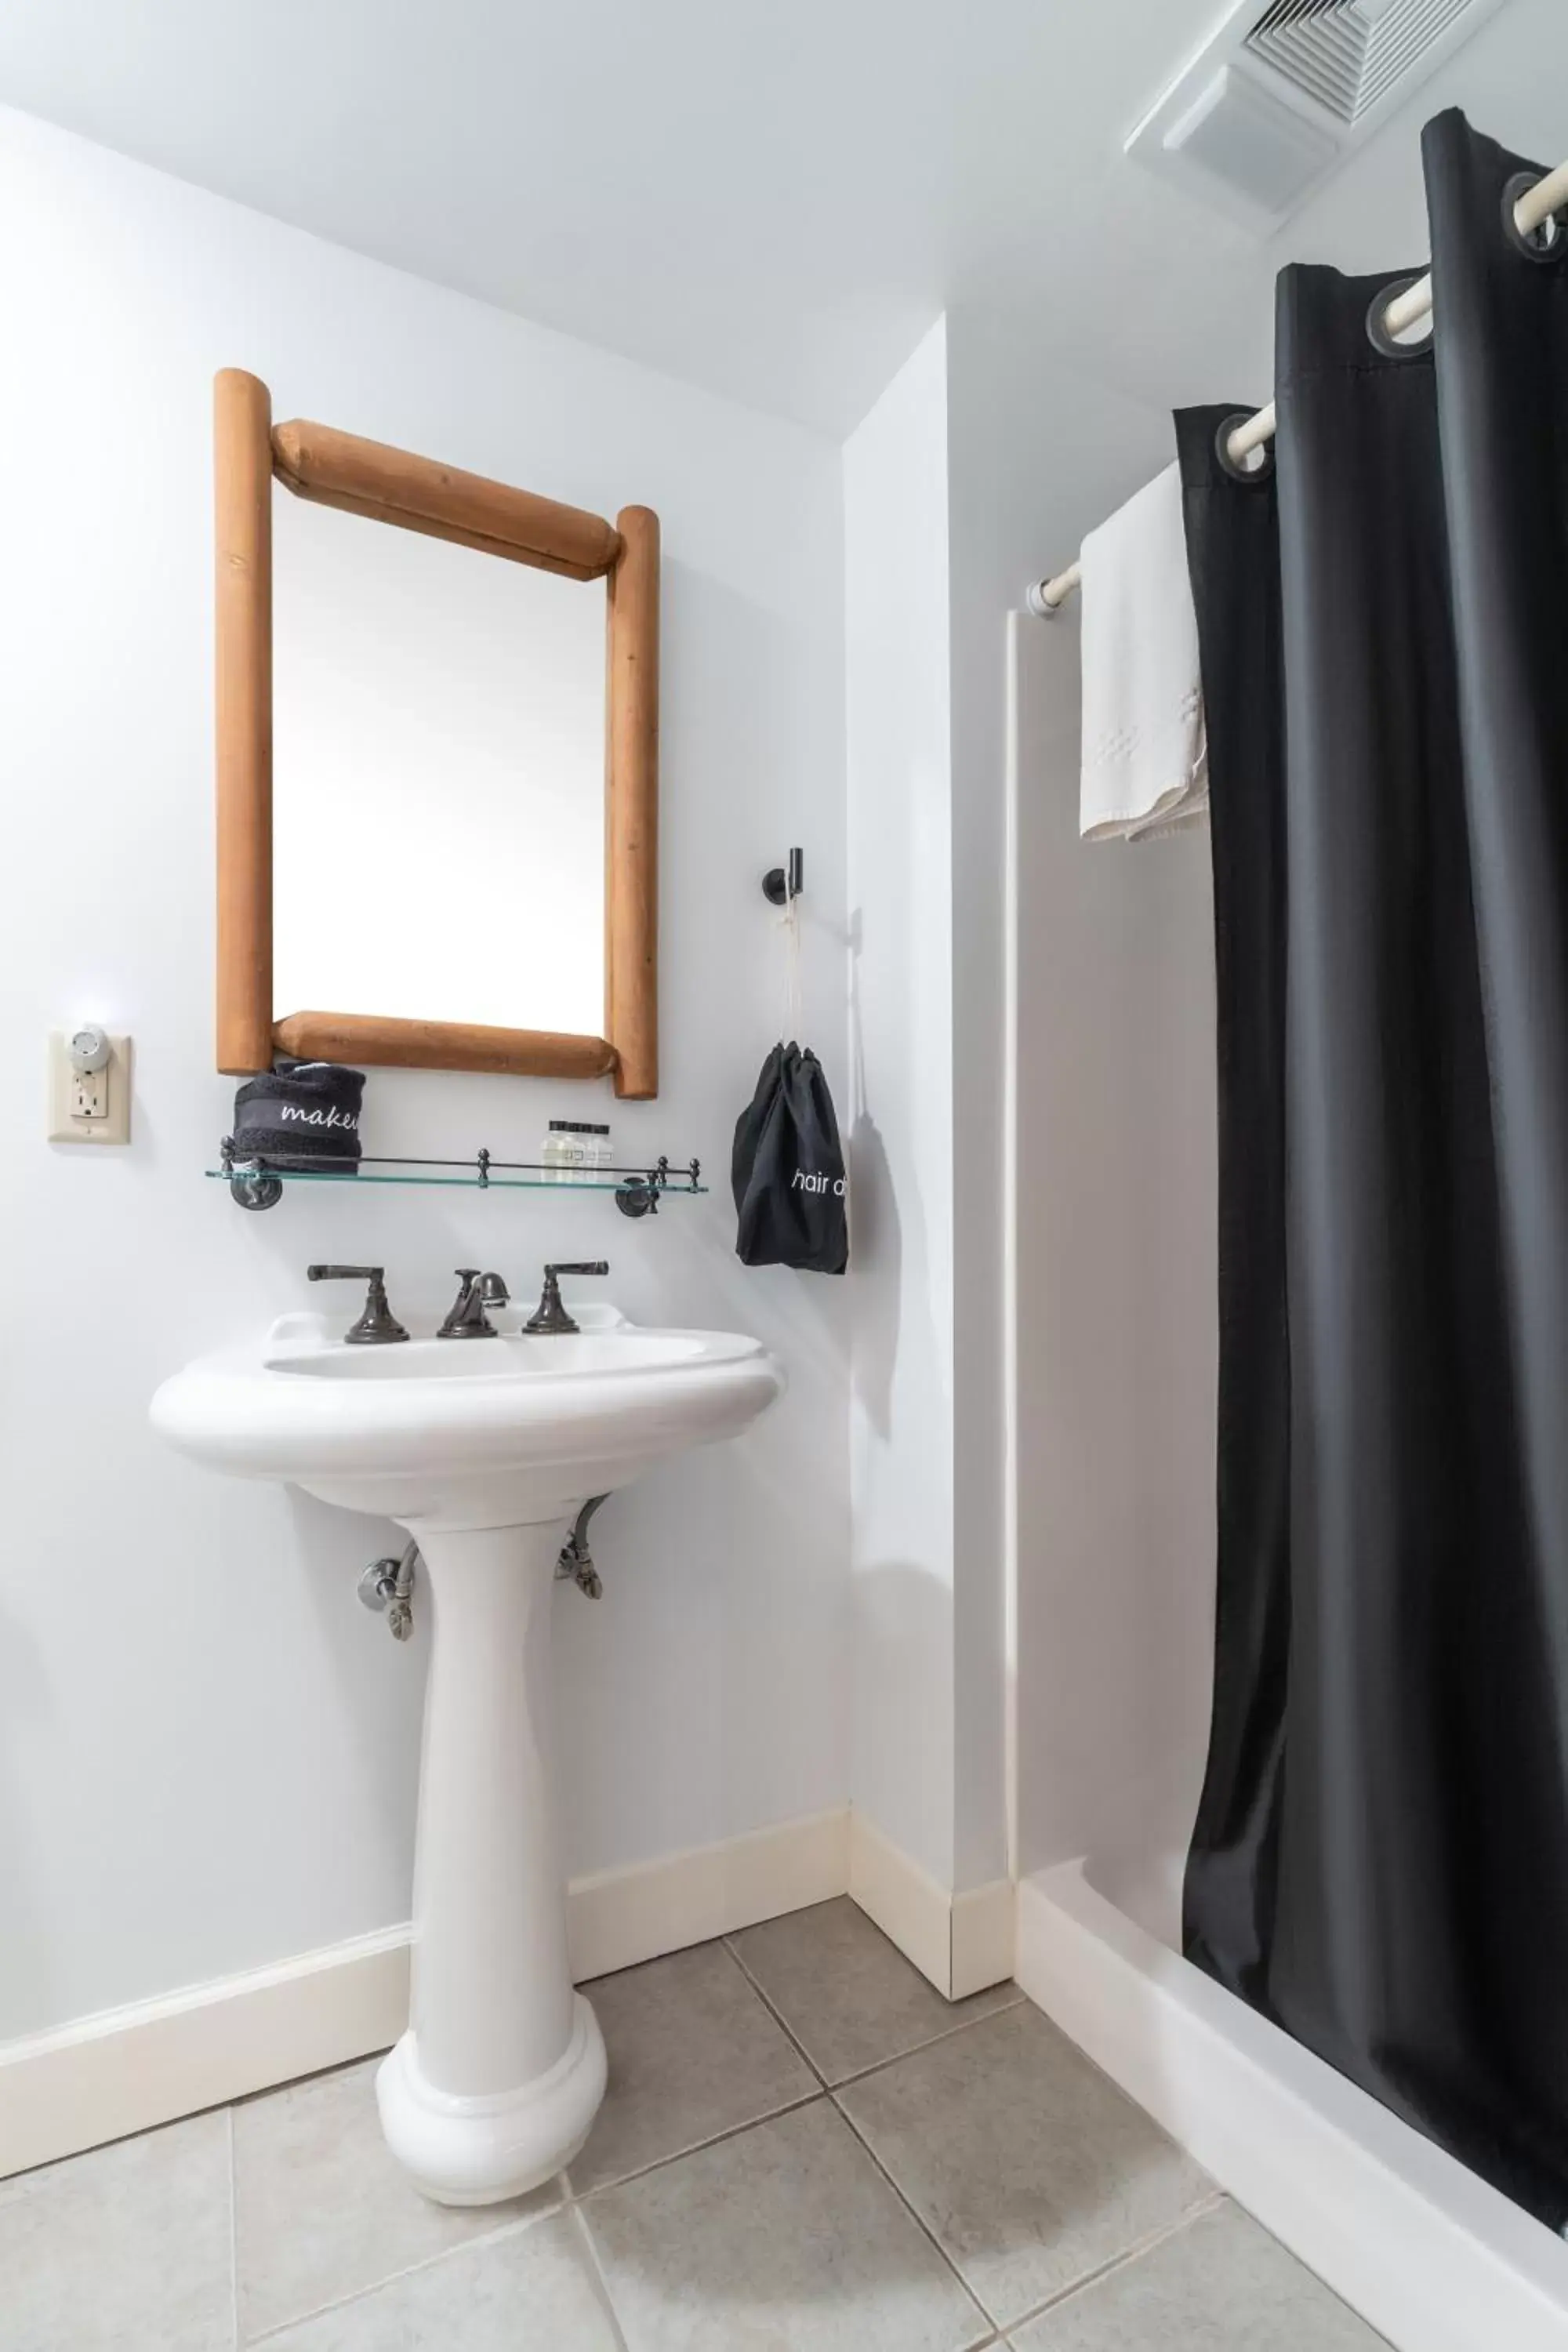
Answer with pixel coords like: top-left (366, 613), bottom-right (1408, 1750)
top-left (155, 1310), bottom-right (778, 1532)
top-left (151, 1300), bottom-right (783, 2205)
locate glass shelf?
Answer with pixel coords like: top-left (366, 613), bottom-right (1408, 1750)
top-left (205, 1167), bottom-right (707, 1195)
top-left (211, 1149), bottom-right (706, 1214)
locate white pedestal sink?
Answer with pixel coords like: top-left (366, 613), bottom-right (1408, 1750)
top-left (151, 1301), bottom-right (782, 2203)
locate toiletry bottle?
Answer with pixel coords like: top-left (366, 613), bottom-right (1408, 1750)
top-left (542, 1120), bottom-right (583, 1184)
top-left (543, 1118), bottom-right (609, 1183)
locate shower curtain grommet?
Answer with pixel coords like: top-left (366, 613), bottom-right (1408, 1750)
top-left (1213, 410), bottom-right (1274, 484)
top-left (1365, 274), bottom-right (1433, 358)
top-left (1502, 169), bottom-right (1567, 262)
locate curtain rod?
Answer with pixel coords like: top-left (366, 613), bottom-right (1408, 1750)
top-left (1025, 155), bottom-right (1568, 618)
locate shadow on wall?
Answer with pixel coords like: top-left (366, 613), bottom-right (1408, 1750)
top-left (845, 905), bottom-right (903, 1445)
top-left (287, 1487), bottom-right (423, 1867)
top-left (846, 1109), bottom-right (899, 1442)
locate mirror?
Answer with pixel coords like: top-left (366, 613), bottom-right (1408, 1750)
top-left (272, 496), bottom-right (606, 1037)
top-left (212, 372), bottom-right (659, 1096)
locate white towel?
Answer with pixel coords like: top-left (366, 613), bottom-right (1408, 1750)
top-left (1078, 462), bottom-right (1208, 842)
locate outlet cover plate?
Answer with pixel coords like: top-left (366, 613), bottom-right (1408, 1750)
top-left (49, 1031), bottom-right (132, 1145)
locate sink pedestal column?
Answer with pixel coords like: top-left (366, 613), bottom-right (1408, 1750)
top-left (376, 1519), bottom-right (607, 2205)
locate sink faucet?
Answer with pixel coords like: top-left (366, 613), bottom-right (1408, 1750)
top-left (524, 1262), bottom-right (608, 1336)
top-left (437, 1269), bottom-right (510, 1340)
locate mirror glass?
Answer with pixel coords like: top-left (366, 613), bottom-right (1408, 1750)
top-left (272, 493), bottom-right (606, 1037)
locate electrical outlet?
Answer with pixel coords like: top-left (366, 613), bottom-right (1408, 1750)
top-left (73, 1061), bottom-right (108, 1120)
top-left (49, 1029), bottom-right (132, 1145)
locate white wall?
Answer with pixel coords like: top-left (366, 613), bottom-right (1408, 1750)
top-left (844, 321), bottom-right (969, 1893)
top-left (0, 107), bottom-right (850, 2044)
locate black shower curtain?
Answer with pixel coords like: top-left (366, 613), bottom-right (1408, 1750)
top-left (1178, 109), bottom-right (1568, 2228)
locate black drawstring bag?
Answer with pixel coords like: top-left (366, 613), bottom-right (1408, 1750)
top-left (232, 1058), bottom-right (365, 1173)
top-left (732, 1042), bottom-right (848, 1273)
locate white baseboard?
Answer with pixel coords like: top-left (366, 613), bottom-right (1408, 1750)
top-left (848, 1812), bottom-right (1014, 1999)
top-left (2, 1804), bottom-right (1013, 2180)
top-left (566, 1806), bottom-right (850, 1984)
top-left (0, 1806), bottom-right (850, 2181)
top-left (950, 1873), bottom-right (1017, 1998)
top-left (0, 1926), bottom-right (413, 2185)
top-left (1016, 1861), bottom-right (1568, 2352)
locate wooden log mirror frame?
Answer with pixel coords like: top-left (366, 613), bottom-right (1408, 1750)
top-left (213, 368), bottom-right (659, 1098)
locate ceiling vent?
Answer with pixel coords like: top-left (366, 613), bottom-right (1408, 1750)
top-left (1247, 0), bottom-right (1489, 124)
top-left (1126, 0), bottom-right (1511, 227)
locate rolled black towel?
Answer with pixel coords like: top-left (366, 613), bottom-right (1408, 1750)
top-left (232, 1059), bottom-right (365, 1173)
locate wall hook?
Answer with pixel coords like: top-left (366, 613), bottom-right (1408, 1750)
top-left (762, 848), bottom-right (803, 906)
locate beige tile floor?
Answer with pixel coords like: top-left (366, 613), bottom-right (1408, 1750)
top-left (0, 1896), bottom-right (1388, 2350)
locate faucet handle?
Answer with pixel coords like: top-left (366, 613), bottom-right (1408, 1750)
top-left (525, 1262), bottom-right (608, 1337)
top-left (307, 1264), bottom-right (409, 1347)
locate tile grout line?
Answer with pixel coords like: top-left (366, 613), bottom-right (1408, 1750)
top-left (826, 2088), bottom-right (1001, 2345)
top-left (721, 1930), bottom-right (1025, 2096)
top-left (823, 1991), bottom-right (1029, 2095)
top-left (569, 2086), bottom-right (826, 2208)
top-left (722, 1936), bottom-right (1033, 2342)
top-left (239, 2195), bottom-right (568, 2346)
top-left (565, 2201), bottom-right (633, 2352)
top-left (567, 2013), bottom-right (999, 2352)
top-left (720, 1933), bottom-right (834, 2087)
top-left (992, 2188), bottom-right (1230, 2340)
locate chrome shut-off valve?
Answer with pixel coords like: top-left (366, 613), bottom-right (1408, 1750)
top-left (358, 1541), bottom-right (419, 1639)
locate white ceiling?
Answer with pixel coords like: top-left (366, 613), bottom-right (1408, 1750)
top-left (0, 0), bottom-right (1561, 435)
